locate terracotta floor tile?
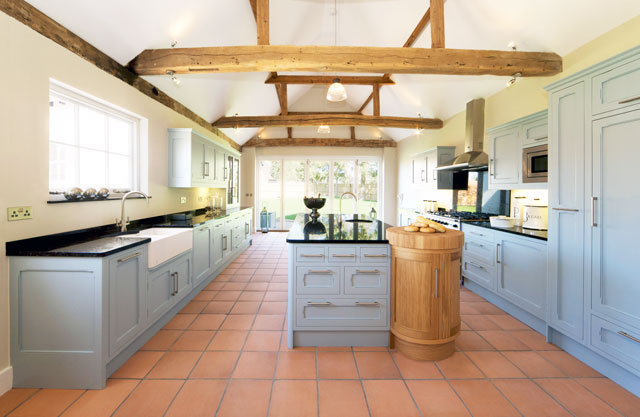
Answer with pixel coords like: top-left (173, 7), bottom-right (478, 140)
top-left (460, 290), bottom-right (485, 302)
top-left (577, 378), bottom-right (640, 417)
top-left (317, 351), bottom-right (359, 379)
top-left (217, 380), bottom-right (272, 417)
top-left (352, 346), bottom-right (388, 351)
top-left (263, 291), bottom-right (288, 302)
top-left (0, 389), bottom-right (38, 417)
top-left (9, 389), bottom-right (84, 417)
top-left (354, 351), bottom-right (400, 379)
top-left (239, 291), bottom-right (265, 301)
top-left (268, 283), bottom-right (288, 292)
top-left (538, 351), bottom-right (603, 377)
top-left (250, 274), bottom-right (272, 283)
top-left (392, 352), bottom-right (443, 379)
top-left (269, 380), bottom-right (318, 417)
top-left (206, 281), bottom-right (225, 291)
top-left (112, 380), bottom-right (183, 417)
top-left (146, 351), bottom-right (200, 379)
top-left (502, 351), bottom-right (565, 378)
top-left (221, 314), bottom-right (256, 330)
top-left (213, 290), bottom-right (242, 301)
top-left (477, 330), bottom-right (530, 351)
top-left (436, 352), bottom-right (485, 379)
top-left (170, 331), bottom-right (215, 351)
top-left (164, 380), bottom-right (226, 417)
top-left (61, 379), bottom-right (138, 417)
top-left (407, 380), bottom-right (471, 417)
top-left (486, 314), bottom-right (530, 330)
top-left (207, 330), bottom-right (248, 351)
top-left (466, 352), bottom-right (526, 378)
top-left (214, 275), bottom-right (231, 282)
top-left (508, 330), bottom-right (560, 350)
top-left (221, 282), bottom-right (247, 291)
top-left (450, 379), bottom-right (519, 417)
top-left (258, 301), bottom-right (287, 315)
top-left (362, 380), bottom-right (421, 417)
top-left (316, 346), bottom-right (352, 351)
top-left (461, 314), bottom-right (502, 330)
top-left (192, 290), bottom-right (217, 301)
top-left (252, 314), bottom-right (285, 330)
top-left (233, 351), bottom-right (277, 379)
top-left (163, 314), bottom-right (197, 330)
top-left (493, 379), bottom-right (572, 417)
top-left (111, 351), bottom-right (164, 379)
top-left (271, 275), bottom-right (288, 282)
top-left (536, 378), bottom-right (622, 417)
top-left (461, 321), bottom-right (472, 330)
top-left (190, 351), bottom-right (240, 378)
top-left (318, 380), bottom-right (369, 417)
top-left (188, 314), bottom-right (226, 330)
top-left (179, 301), bottom-right (208, 314)
top-left (244, 330), bottom-right (282, 351)
top-left (202, 301), bottom-right (235, 314)
top-left (230, 301), bottom-right (261, 314)
top-left (276, 351), bottom-right (317, 379)
top-left (456, 331), bottom-right (496, 351)
top-left (244, 283), bottom-right (269, 292)
top-left (141, 330), bottom-right (182, 351)
top-left (466, 302), bottom-right (505, 315)
top-left (460, 304), bottom-right (481, 315)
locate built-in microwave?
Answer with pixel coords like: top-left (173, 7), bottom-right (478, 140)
top-left (522, 144), bottom-right (548, 183)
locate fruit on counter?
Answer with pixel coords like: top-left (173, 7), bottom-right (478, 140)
top-left (404, 226), bottom-right (419, 232)
top-left (416, 216), bottom-right (446, 233)
top-left (420, 227), bottom-right (436, 233)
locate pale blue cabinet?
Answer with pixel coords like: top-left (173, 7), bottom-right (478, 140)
top-left (193, 224), bottom-right (213, 287)
top-left (496, 235), bottom-right (547, 320)
top-left (591, 57), bottom-right (640, 115)
top-left (108, 248), bottom-right (146, 357)
top-left (547, 81), bottom-right (586, 342)
top-left (147, 251), bottom-right (192, 322)
top-left (173, 254), bottom-right (192, 300)
top-left (590, 110), bottom-right (640, 331)
top-left (212, 226), bottom-right (224, 267)
top-left (488, 127), bottom-right (520, 188)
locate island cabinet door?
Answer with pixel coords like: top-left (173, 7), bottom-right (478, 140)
top-left (344, 267), bottom-right (389, 295)
top-left (296, 266), bottom-right (341, 295)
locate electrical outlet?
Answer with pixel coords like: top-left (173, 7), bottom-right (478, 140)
top-left (180, 197), bottom-right (187, 204)
top-left (8, 206), bottom-right (33, 221)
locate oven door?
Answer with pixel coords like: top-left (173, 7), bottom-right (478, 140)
top-left (522, 145), bottom-right (548, 183)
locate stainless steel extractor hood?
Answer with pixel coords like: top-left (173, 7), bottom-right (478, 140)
top-left (436, 98), bottom-right (488, 172)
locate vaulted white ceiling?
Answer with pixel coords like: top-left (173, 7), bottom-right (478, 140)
top-left (25, 0), bottom-right (640, 144)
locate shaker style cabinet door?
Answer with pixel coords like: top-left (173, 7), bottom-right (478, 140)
top-left (488, 127), bottom-right (520, 188)
top-left (591, 110), bottom-right (640, 331)
top-left (547, 81), bottom-right (586, 342)
top-left (193, 225), bottom-right (213, 287)
top-left (191, 138), bottom-right (205, 183)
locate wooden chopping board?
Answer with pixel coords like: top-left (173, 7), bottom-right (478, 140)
top-left (386, 226), bottom-right (464, 250)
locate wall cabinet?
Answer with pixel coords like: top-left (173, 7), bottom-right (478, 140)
top-left (411, 146), bottom-right (456, 189)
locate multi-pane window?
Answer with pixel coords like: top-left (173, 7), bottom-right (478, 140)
top-left (49, 83), bottom-right (140, 194)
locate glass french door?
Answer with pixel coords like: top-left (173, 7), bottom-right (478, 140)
top-left (257, 160), bottom-right (282, 230)
top-left (283, 160), bottom-right (306, 229)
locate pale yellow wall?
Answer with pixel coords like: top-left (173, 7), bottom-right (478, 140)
top-left (0, 12), bottom-right (237, 376)
top-left (397, 14), bottom-right (640, 215)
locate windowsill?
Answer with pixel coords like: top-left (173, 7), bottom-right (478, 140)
top-left (47, 195), bottom-right (152, 204)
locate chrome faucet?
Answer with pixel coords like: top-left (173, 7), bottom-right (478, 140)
top-left (117, 191), bottom-right (150, 232)
top-left (339, 191), bottom-right (358, 220)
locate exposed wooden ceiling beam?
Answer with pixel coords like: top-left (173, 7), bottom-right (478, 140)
top-left (256, 0), bottom-right (269, 45)
top-left (265, 75), bottom-right (395, 85)
top-left (275, 83), bottom-right (288, 115)
top-left (288, 111), bottom-right (361, 116)
top-left (248, 0), bottom-right (257, 19)
top-left (242, 137), bottom-right (397, 149)
top-left (372, 84), bottom-right (381, 117)
top-left (214, 114), bottom-right (443, 129)
top-left (130, 45), bottom-right (562, 77)
top-left (404, 8), bottom-right (431, 47)
top-left (431, 0), bottom-right (445, 48)
top-left (358, 94), bottom-right (374, 114)
top-left (350, 127), bottom-right (356, 140)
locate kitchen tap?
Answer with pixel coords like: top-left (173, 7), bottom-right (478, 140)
top-left (339, 191), bottom-right (358, 221)
top-left (117, 191), bottom-right (150, 232)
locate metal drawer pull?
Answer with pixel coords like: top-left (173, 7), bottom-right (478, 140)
top-left (619, 95), bottom-right (640, 104)
top-left (468, 231), bottom-right (484, 237)
top-left (467, 261), bottom-right (484, 269)
top-left (199, 227), bottom-right (209, 232)
top-left (552, 207), bottom-right (579, 212)
top-left (308, 270), bottom-right (332, 274)
top-left (355, 301), bottom-right (379, 306)
top-left (332, 254), bottom-right (356, 258)
top-left (204, 162), bottom-right (210, 176)
top-left (355, 269), bottom-right (380, 274)
top-left (364, 254), bottom-right (388, 258)
top-left (533, 136), bottom-right (547, 141)
top-left (300, 254), bottom-right (324, 258)
top-left (307, 301), bottom-right (332, 306)
top-left (496, 244), bottom-right (501, 264)
top-left (468, 241), bottom-right (484, 248)
top-left (591, 197), bottom-right (598, 227)
top-left (618, 331), bottom-right (640, 344)
top-left (170, 272), bottom-right (177, 296)
top-left (118, 252), bottom-right (141, 263)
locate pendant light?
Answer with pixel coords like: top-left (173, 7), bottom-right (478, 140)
top-left (326, 78), bottom-right (347, 102)
top-left (317, 125), bottom-right (331, 134)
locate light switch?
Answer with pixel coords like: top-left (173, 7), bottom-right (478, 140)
top-left (8, 206), bottom-right (33, 221)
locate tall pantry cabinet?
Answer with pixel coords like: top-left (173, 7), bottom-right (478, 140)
top-left (546, 45), bottom-right (640, 381)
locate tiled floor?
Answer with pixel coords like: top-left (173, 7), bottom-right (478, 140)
top-left (2, 232), bottom-right (639, 417)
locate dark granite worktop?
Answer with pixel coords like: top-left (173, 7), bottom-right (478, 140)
top-left (464, 221), bottom-right (548, 241)
top-left (6, 207), bottom-right (253, 257)
top-left (286, 213), bottom-right (391, 243)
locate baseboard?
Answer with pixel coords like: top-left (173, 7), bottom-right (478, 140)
top-left (0, 366), bottom-right (12, 395)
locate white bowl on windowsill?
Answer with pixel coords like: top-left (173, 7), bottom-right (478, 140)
top-left (489, 216), bottom-right (516, 228)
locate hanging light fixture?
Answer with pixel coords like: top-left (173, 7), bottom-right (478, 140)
top-left (317, 125), bottom-right (331, 134)
top-left (166, 70), bottom-right (180, 86)
top-left (326, 78), bottom-right (347, 102)
top-left (506, 72), bottom-right (521, 88)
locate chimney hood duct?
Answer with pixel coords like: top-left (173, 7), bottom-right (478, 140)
top-left (436, 98), bottom-right (488, 172)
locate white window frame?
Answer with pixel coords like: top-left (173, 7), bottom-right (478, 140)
top-left (48, 79), bottom-right (149, 199)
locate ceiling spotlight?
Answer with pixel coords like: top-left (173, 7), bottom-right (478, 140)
top-left (506, 72), bottom-right (522, 88)
top-left (317, 125), bottom-right (331, 134)
top-left (170, 39), bottom-right (178, 48)
top-left (166, 70), bottom-right (180, 86)
top-left (326, 78), bottom-right (347, 102)
top-left (415, 113), bottom-right (424, 134)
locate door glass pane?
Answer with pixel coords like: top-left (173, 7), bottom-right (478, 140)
top-left (283, 160), bottom-right (306, 229)
top-left (257, 160), bottom-right (282, 229)
top-left (333, 161), bottom-right (356, 214)
top-left (308, 161), bottom-right (330, 213)
top-left (358, 161), bottom-right (379, 216)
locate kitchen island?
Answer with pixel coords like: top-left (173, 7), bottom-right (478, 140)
top-left (286, 213), bottom-right (392, 348)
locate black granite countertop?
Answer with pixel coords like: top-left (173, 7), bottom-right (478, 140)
top-left (464, 221), bottom-right (548, 241)
top-left (286, 213), bottom-right (391, 243)
top-left (6, 207), bottom-right (253, 257)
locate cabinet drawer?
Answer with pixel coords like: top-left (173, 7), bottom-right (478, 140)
top-left (462, 225), bottom-right (494, 242)
top-left (344, 267), bottom-right (389, 295)
top-left (592, 58), bottom-right (640, 115)
top-left (522, 118), bottom-right (548, 148)
top-left (328, 246), bottom-right (357, 262)
top-left (462, 259), bottom-right (495, 291)
top-left (359, 246), bottom-right (390, 263)
top-left (463, 238), bottom-right (496, 266)
top-left (296, 298), bottom-right (388, 328)
top-left (296, 267), bottom-right (340, 295)
top-left (590, 315), bottom-right (640, 375)
top-left (295, 246), bottom-right (327, 263)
